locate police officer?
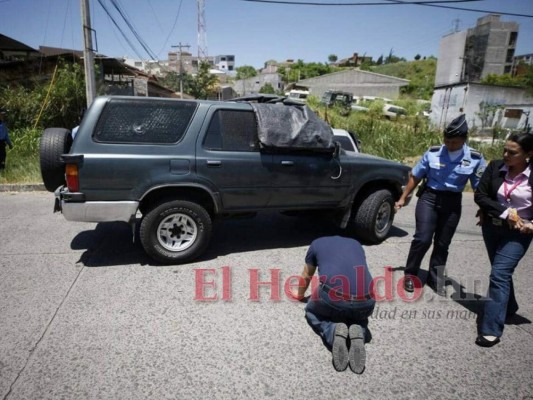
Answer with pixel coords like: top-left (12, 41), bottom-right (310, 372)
top-left (394, 114), bottom-right (486, 296)
top-left (0, 109), bottom-right (13, 170)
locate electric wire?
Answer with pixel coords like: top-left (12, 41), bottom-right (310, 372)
top-left (241, 0), bottom-right (533, 17)
top-left (155, 0), bottom-right (184, 58)
top-left (384, 0), bottom-right (533, 17)
top-left (96, 0), bottom-right (146, 60)
top-left (241, 0), bottom-right (483, 6)
top-left (146, 0), bottom-right (166, 35)
top-left (109, 0), bottom-right (159, 60)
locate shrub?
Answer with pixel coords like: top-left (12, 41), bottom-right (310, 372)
top-left (0, 127), bottom-right (42, 183)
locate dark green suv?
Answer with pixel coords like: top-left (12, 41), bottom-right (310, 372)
top-left (40, 95), bottom-right (410, 264)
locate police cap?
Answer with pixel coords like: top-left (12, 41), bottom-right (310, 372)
top-left (444, 114), bottom-right (468, 138)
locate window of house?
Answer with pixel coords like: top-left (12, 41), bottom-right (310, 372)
top-left (509, 32), bottom-right (518, 46)
top-left (506, 49), bottom-right (515, 64)
top-left (203, 110), bottom-right (259, 152)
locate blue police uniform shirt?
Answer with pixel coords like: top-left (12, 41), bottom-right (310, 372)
top-left (305, 236), bottom-right (372, 297)
top-left (412, 144), bottom-right (486, 192)
top-left (0, 122), bottom-right (11, 146)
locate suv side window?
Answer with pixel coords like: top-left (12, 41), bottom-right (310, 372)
top-left (94, 99), bottom-right (197, 144)
top-left (203, 110), bottom-right (259, 152)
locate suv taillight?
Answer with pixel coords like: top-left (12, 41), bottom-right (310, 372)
top-left (65, 164), bottom-right (79, 192)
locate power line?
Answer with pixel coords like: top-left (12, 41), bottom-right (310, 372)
top-left (241, 0), bottom-right (483, 6)
top-left (109, 0), bottom-right (158, 60)
top-left (387, 0), bottom-right (533, 17)
top-left (155, 0), bottom-right (184, 58)
top-left (96, 0), bottom-right (145, 60)
top-left (241, 0), bottom-right (533, 17)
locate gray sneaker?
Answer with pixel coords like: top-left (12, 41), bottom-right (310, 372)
top-left (332, 323), bottom-right (349, 371)
top-left (348, 324), bottom-right (366, 374)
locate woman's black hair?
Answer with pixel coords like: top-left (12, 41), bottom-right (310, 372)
top-left (508, 132), bottom-right (533, 155)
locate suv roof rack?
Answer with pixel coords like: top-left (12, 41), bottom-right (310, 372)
top-left (228, 94), bottom-right (303, 106)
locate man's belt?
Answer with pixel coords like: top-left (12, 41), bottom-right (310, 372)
top-left (320, 283), bottom-right (372, 301)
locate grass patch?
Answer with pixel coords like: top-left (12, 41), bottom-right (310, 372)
top-left (307, 98), bottom-right (506, 165)
top-left (0, 128), bottom-right (42, 184)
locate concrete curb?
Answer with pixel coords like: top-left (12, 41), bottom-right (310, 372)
top-left (0, 183), bottom-right (46, 192)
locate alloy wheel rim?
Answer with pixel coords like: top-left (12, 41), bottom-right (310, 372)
top-left (157, 213), bottom-right (198, 252)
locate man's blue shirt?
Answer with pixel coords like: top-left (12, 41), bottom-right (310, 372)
top-left (305, 236), bottom-right (372, 297)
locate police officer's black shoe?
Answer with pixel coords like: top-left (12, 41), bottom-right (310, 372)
top-left (404, 276), bottom-right (415, 293)
top-left (427, 279), bottom-right (446, 297)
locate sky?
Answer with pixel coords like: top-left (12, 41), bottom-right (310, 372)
top-left (1, 0), bottom-right (533, 69)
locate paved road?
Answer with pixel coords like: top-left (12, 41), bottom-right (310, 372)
top-left (1, 191), bottom-right (532, 400)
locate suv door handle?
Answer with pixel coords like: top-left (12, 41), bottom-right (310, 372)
top-left (281, 161), bottom-right (294, 166)
top-left (207, 160), bottom-right (222, 167)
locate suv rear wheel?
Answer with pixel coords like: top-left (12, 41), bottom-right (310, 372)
top-left (39, 128), bottom-right (73, 192)
top-left (140, 200), bottom-right (212, 264)
top-left (352, 189), bottom-right (395, 244)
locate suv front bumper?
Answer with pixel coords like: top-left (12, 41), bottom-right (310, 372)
top-left (55, 187), bottom-right (138, 223)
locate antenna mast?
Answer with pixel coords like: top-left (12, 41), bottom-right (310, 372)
top-left (197, 0), bottom-right (208, 61)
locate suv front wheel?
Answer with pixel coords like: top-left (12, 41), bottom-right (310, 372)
top-left (140, 200), bottom-right (212, 264)
top-left (352, 189), bottom-right (395, 244)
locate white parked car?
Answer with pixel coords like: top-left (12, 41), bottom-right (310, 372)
top-left (332, 128), bottom-right (360, 153)
top-left (286, 90), bottom-right (309, 103)
top-left (383, 104), bottom-right (407, 120)
top-left (351, 104), bottom-right (369, 113)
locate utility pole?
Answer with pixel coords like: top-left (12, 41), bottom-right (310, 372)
top-left (81, 0), bottom-right (97, 107)
top-left (171, 42), bottom-right (190, 99)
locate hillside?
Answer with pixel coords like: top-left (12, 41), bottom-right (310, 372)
top-left (369, 58), bottom-right (437, 100)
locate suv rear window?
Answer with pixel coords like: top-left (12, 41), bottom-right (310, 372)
top-left (93, 99), bottom-right (197, 143)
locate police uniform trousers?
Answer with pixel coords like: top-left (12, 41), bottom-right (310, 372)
top-left (0, 141), bottom-right (6, 169)
top-left (404, 188), bottom-right (462, 285)
top-left (305, 284), bottom-right (375, 350)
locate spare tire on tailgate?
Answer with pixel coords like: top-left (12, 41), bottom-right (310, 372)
top-left (40, 128), bottom-right (73, 192)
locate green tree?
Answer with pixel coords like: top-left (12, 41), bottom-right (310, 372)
top-left (187, 61), bottom-right (219, 100)
top-left (0, 61), bottom-right (86, 130)
top-left (414, 54), bottom-right (421, 61)
top-left (303, 62), bottom-right (331, 79)
top-left (328, 54), bottom-right (338, 64)
top-left (521, 64), bottom-right (533, 95)
top-left (158, 71), bottom-right (181, 92)
top-left (235, 65), bottom-right (257, 80)
top-left (259, 83), bottom-right (276, 94)
top-left (376, 55), bottom-right (384, 65)
top-left (481, 73), bottom-right (521, 87)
